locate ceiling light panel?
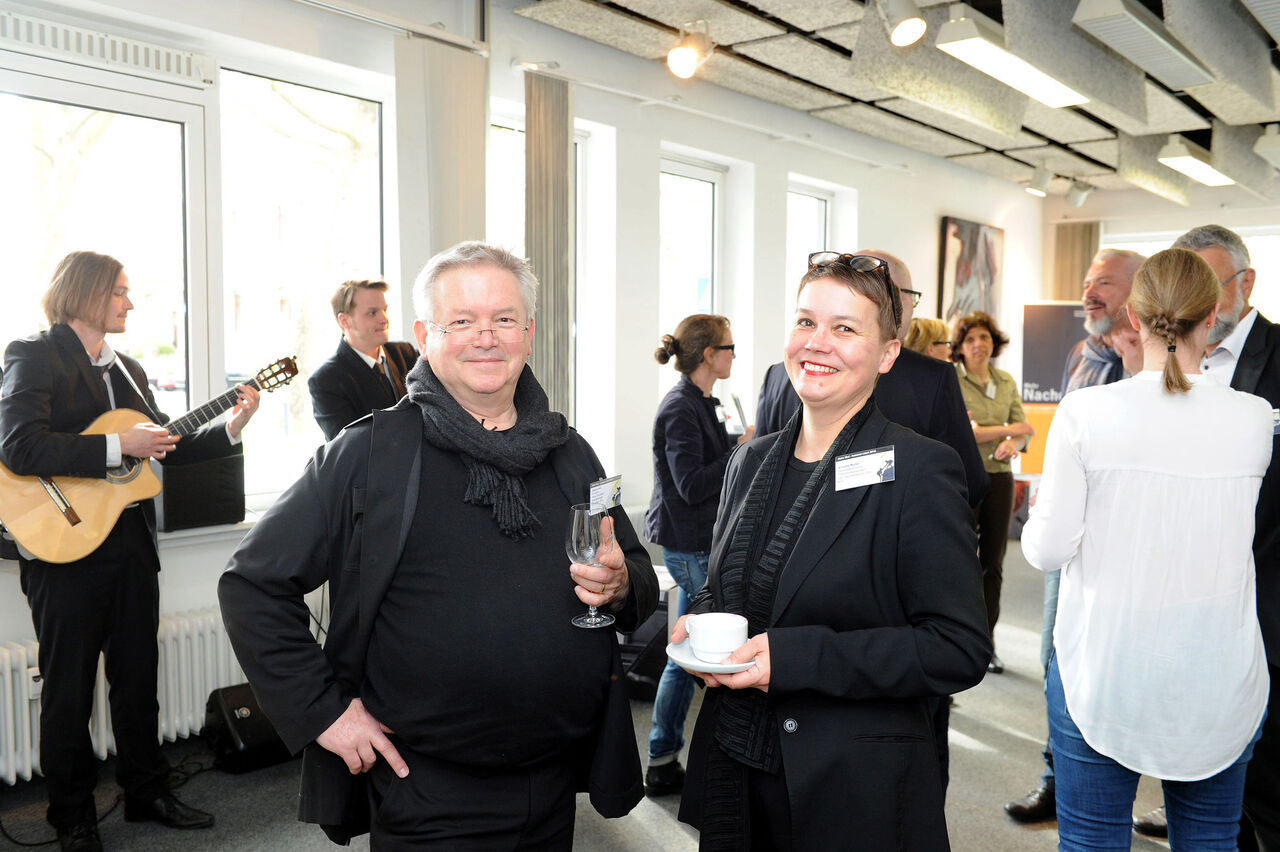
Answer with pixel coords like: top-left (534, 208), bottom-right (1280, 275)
top-left (1082, 80), bottom-right (1210, 137)
top-left (1166, 0), bottom-right (1273, 115)
top-left (613, 0), bottom-right (782, 45)
top-left (1158, 135), bottom-right (1234, 186)
top-left (811, 103), bottom-right (984, 157)
top-left (1242, 0), bottom-right (1280, 43)
top-left (878, 97), bottom-right (1041, 150)
top-left (855, 5), bottom-right (1029, 138)
top-left (734, 34), bottom-right (890, 101)
top-left (947, 151), bottom-right (1037, 182)
top-left (698, 52), bottom-right (849, 110)
top-left (748, 0), bottom-right (864, 32)
top-left (514, 0), bottom-right (674, 60)
top-left (1209, 119), bottom-right (1277, 200)
top-left (1072, 0), bottom-right (1212, 90)
top-left (1117, 131), bottom-right (1192, 206)
top-left (1002, 0), bottom-right (1147, 122)
top-left (1069, 138), bottom-right (1119, 168)
top-left (1005, 144), bottom-right (1114, 178)
top-left (1020, 102), bottom-right (1112, 145)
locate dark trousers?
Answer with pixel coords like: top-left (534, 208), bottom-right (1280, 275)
top-left (974, 471), bottom-right (1015, 646)
top-left (19, 507), bottom-right (168, 830)
top-left (366, 742), bottom-right (578, 851)
top-left (1241, 664), bottom-right (1280, 852)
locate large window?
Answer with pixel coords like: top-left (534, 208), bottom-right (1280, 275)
top-left (0, 73), bottom-right (196, 416)
top-left (658, 160), bottom-right (721, 395)
top-left (219, 69), bottom-right (382, 497)
top-left (785, 189), bottom-right (830, 318)
top-left (486, 122), bottom-right (527, 258)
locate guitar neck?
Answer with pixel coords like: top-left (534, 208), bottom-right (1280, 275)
top-left (167, 379), bottom-right (261, 437)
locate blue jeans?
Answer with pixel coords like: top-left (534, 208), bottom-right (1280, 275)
top-left (648, 549), bottom-right (709, 762)
top-left (1047, 653), bottom-right (1262, 851)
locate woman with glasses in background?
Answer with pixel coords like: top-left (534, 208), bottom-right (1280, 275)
top-left (1024, 248), bottom-right (1271, 850)
top-left (674, 253), bottom-right (990, 850)
top-left (905, 316), bottom-right (953, 361)
top-left (951, 310), bottom-right (1034, 675)
top-left (642, 314), bottom-right (754, 797)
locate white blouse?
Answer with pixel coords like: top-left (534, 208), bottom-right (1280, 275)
top-left (1023, 371), bottom-right (1273, 780)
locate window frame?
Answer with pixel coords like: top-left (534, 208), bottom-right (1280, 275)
top-left (659, 155), bottom-right (726, 315)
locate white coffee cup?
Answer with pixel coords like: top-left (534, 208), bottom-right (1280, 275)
top-left (687, 612), bottom-right (748, 663)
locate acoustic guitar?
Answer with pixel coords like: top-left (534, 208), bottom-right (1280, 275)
top-left (0, 357), bottom-right (298, 564)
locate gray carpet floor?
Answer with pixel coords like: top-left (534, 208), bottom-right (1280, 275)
top-left (0, 541), bottom-right (1172, 850)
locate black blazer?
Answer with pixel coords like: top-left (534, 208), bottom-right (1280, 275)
top-left (1231, 313), bottom-right (1280, 664)
top-left (219, 403), bottom-right (658, 841)
top-left (754, 350), bottom-right (988, 506)
top-left (0, 323), bottom-right (237, 547)
top-left (678, 407), bottom-right (990, 850)
top-left (307, 339), bottom-right (419, 440)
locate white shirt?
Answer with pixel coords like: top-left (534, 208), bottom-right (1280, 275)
top-left (1022, 372), bottom-right (1273, 780)
top-left (1201, 307), bottom-right (1258, 387)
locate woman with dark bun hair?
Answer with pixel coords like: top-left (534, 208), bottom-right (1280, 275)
top-left (1024, 248), bottom-right (1273, 850)
top-left (643, 313), bottom-right (753, 796)
top-left (951, 310), bottom-right (1034, 675)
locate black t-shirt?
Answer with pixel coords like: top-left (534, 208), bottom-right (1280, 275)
top-left (766, 455), bottom-right (819, 543)
top-left (361, 443), bottom-right (612, 768)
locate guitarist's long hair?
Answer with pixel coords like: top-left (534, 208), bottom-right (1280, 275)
top-left (42, 251), bottom-right (123, 328)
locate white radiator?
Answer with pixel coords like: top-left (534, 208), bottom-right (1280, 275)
top-left (0, 606), bottom-right (245, 785)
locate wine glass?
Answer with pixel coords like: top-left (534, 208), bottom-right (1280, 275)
top-left (566, 503), bottom-right (615, 629)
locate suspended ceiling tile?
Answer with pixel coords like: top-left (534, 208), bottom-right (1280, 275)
top-left (1165, 0), bottom-right (1273, 113)
top-left (878, 98), bottom-right (1040, 150)
top-left (748, 0), bottom-right (864, 32)
top-left (734, 34), bottom-right (890, 101)
top-left (1020, 102), bottom-right (1112, 145)
top-left (699, 52), bottom-right (849, 110)
top-left (947, 151), bottom-right (1036, 182)
top-left (1070, 138), bottom-right (1119, 168)
top-left (1084, 172), bottom-right (1142, 191)
top-left (1210, 119), bottom-right (1277, 201)
top-left (852, 5), bottom-right (1029, 138)
top-left (815, 21), bottom-right (861, 50)
top-left (1185, 68), bottom-right (1280, 125)
top-left (613, 0), bottom-right (784, 45)
top-left (514, 0), bottom-right (674, 60)
top-left (1116, 131), bottom-right (1192, 206)
top-left (811, 103), bottom-right (984, 157)
top-left (1003, 0), bottom-right (1148, 124)
top-left (1082, 80), bottom-right (1209, 136)
top-left (1005, 144), bottom-right (1114, 177)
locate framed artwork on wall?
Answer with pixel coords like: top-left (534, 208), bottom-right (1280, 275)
top-left (938, 216), bottom-right (1004, 323)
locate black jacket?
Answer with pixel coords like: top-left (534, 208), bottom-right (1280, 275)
top-left (307, 339), bottom-right (419, 440)
top-left (219, 401), bottom-right (657, 842)
top-left (754, 350), bottom-right (988, 506)
top-left (643, 375), bottom-right (734, 552)
top-left (1231, 312), bottom-right (1280, 664)
top-left (679, 406), bottom-right (990, 850)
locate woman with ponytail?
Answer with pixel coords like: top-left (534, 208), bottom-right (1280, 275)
top-left (642, 314), bottom-right (753, 796)
top-left (1023, 248), bottom-right (1274, 849)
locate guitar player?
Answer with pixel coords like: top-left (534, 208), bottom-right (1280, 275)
top-left (0, 251), bottom-right (259, 852)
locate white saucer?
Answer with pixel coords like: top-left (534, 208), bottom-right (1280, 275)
top-left (666, 638), bottom-right (756, 674)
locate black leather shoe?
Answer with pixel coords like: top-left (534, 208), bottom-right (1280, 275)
top-left (123, 793), bottom-right (214, 829)
top-left (987, 654), bottom-right (1005, 674)
top-left (1133, 806), bottom-right (1167, 838)
top-left (1004, 785), bottom-right (1056, 823)
top-left (57, 823), bottom-right (102, 852)
top-left (644, 761), bottom-right (685, 797)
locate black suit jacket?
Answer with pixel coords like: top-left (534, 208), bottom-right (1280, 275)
top-left (754, 350), bottom-right (988, 506)
top-left (0, 323), bottom-right (237, 548)
top-left (1230, 312), bottom-right (1280, 664)
top-left (219, 403), bottom-right (657, 841)
top-left (307, 339), bottom-right (419, 441)
top-left (678, 407), bottom-right (990, 850)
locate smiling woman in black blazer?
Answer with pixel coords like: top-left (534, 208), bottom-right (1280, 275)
top-left (674, 253), bottom-right (990, 851)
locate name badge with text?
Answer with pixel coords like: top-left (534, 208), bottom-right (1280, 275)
top-left (589, 475), bottom-right (623, 514)
top-left (835, 446), bottom-right (896, 491)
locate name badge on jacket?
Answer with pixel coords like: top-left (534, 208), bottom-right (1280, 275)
top-left (835, 446), bottom-right (895, 490)
top-left (589, 475), bottom-right (623, 513)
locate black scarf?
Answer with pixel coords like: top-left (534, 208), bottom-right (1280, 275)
top-left (404, 359), bottom-right (568, 540)
top-left (701, 399), bottom-right (875, 850)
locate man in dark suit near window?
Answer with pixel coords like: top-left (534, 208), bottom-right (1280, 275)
top-left (1172, 224), bottom-right (1280, 850)
top-left (307, 279), bottom-right (419, 440)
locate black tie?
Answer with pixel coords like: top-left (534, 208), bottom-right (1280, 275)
top-left (99, 362), bottom-right (130, 409)
top-left (375, 360), bottom-right (395, 401)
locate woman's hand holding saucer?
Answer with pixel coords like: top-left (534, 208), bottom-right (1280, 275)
top-left (701, 633), bottom-right (771, 692)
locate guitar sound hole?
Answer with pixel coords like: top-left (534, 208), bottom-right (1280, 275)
top-left (106, 457), bottom-right (146, 484)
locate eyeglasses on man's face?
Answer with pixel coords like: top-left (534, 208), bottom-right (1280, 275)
top-left (900, 288), bottom-right (923, 308)
top-left (806, 251), bottom-right (902, 329)
top-left (428, 318), bottom-right (529, 344)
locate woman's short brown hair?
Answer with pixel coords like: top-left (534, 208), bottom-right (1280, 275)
top-left (42, 251), bottom-right (123, 327)
top-left (655, 314), bottom-right (731, 374)
top-left (950, 311), bottom-right (1010, 362)
top-left (797, 262), bottom-right (898, 342)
